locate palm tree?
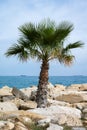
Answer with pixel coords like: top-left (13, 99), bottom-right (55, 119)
top-left (5, 19), bottom-right (84, 108)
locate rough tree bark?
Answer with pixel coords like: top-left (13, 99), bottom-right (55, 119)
top-left (36, 60), bottom-right (49, 108)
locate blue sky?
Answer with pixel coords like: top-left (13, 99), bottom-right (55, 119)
top-left (0, 0), bottom-right (87, 76)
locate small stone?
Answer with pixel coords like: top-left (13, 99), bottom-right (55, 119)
top-left (0, 121), bottom-right (14, 130)
top-left (76, 104), bottom-right (84, 110)
top-left (17, 116), bottom-right (32, 125)
top-left (37, 118), bottom-right (51, 127)
top-left (83, 120), bottom-right (87, 127)
top-left (14, 121), bottom-right (28, 130)
top-left (47, 123), bottom-right (63, 130)
top-left (30, 91), bottom-right (37, 101)
top-left (82, 108), bottom-right (87, 113)
top-left (7, 122), bottom-right (15, 130)
top-left (72, 127), bottom-right (86, 130)
top-left (82, 113), bottom-right (87, 120)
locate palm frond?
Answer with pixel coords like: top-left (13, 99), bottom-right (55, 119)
top-left (18, 50), bottom-right (29, 62)
top-left (5, 19), bottom-right (84, 64)
top-left (5, 44), bottom-right (23, 56)
top-left (19, 23), bottom-right (40, 44)
top-left (60, 55), bottom-right (75, 66)
top-left (52, 21), bottom-right (74, 45)
top-left (63, 41), bottom-right (84, 53)
top-left (64, 55), bottom-right (75, 66)
top-left (5, 44), bottom-right (29, 61)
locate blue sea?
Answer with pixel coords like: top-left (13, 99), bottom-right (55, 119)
top-left (0, 76), bottom-right (87, 89)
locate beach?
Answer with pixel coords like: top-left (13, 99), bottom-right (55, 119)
top-left (0, 83), bottom-right (87, 129)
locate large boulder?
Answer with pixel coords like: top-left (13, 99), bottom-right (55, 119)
top-left (12, 98), bottom-right (37, 110)
top-left (0, 110), bottom-right (45, 122)
top-left (11, 98), bottom-right (25, 108)
top-left (0, 121), bottom-right (14, 130)
top-left (67, 84), bottom-right (87, 91)
top-left (28, 105), bottom-right (82, 126)
top-left (0, 86), bottom-right (14, 102)
top-left (18, 101), bottom-right (37, 110)
top-left (55, 91), bottom-right (87, 103)
top-left (54, 84), bottom-right (65, 91)
top-left (0, 102), bottom-right (18, 112)
top-left (48, 99), bottom-right (71, 107)
top-left (48, 84), bottom-right (66, 99)
top-left (51, 113), bottom-right (82, 126)
top-left (0, 86), bottom-right (12, 95)
top-left (20, 86), bottom-right (37, 99)
top-left (0, 95), bottom-right (15, 102)
top-left (12, 87), bottom-right (29, 101)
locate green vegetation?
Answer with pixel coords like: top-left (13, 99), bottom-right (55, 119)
top-left (63, 126), bottom-right (72, 130)
top-left (26, 123), bottom-right (47, 130)
top-left (5, 19), bottom-right (84, 108)
top-left (30, 124), bottom-right (47, 130)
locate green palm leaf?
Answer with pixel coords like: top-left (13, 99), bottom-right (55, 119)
top-left (5, 19), bottom-right (84, 65)
top-left (63, 41), bottom-right (84, 53)
top-left (5, 44), bottom-right (29, 61)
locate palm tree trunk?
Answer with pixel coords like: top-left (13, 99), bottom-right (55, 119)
top-left (36, 60), bottom-right (49, 108)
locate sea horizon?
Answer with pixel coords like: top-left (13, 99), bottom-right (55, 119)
top-left (0, 75), bottom-right (87, 89)
top-left (0, 75), bottom-right (87, 77)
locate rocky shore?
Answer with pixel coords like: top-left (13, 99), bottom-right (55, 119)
top-left (0, 83), bottom-right (87, 130)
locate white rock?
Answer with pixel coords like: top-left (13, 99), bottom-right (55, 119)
top-left (48, 84), bottom-right (66, 99)
top-left (72, 127), bottom-right (86, 130)
top-left (54, 84), bottom-right (65, 91)
top-left (18, 116), bottom-right (32, 124)
top-left (47, 123), bottom-right (63, 130)
top-left (82, 108), bottom-right (87, 113)
top-left (0, 102), bottom-right (18, 111)
top-left (48, 99), bottom-right (71, 107)
top-left (20, 86), bottom-right (37, 98)
top-left (18, 101), bottom-right (37, 110)
top-left (37, 118), bottom-right (51, 126)
top-left (56, 91), bottom-right (87, 103)
top-left (28, 105), bottom-right (81, 126)
top-left (47, 82), bottom-right (54, 88)
top-left (0, 86), bottom-right (12, 95)
top-left (53, 113), bottom-right (82, 126)
top-left (14, 121), bottom-right (28, 130)
top-left (29, 105), bottom-right (81, 118)
top-left (67, 84), bottom-right (87, 91)
top-left (7, 121), bottom-right (15, 130)
top-left (0, 121), bottom-right (14, 130)
top-left (0, 121), bottom-right (5, 128)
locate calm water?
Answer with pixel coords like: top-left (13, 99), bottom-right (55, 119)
top-left (0, 76), bottom-right (87, 89)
